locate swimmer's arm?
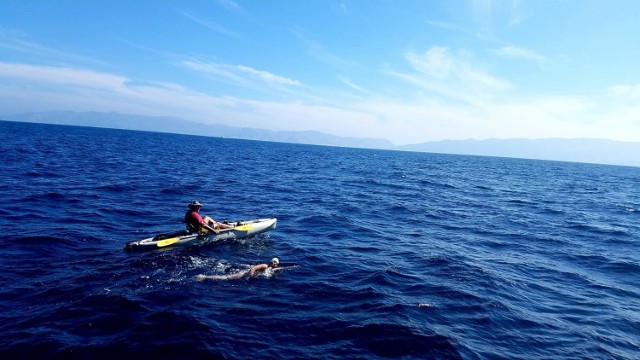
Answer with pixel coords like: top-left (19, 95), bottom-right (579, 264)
top-left (249, 264), bottom-right (268, 276)
top-left (196, 270), bottom-right (248, 281)
top-left (197, 274), bottom-right (224, 281)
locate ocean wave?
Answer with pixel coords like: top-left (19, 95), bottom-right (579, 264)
top-left (2, 122), bottom-right (639, 359)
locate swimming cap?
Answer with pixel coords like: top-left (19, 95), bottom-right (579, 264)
top-left (271, 258), bottom-right (279, 265)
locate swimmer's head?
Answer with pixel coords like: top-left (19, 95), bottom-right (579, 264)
top-left (270, 258), bottom-right (279, 267)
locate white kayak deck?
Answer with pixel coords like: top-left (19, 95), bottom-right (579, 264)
top-left (124, 218), bottom-right (277, 251)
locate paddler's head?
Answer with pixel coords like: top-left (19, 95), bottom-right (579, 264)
top-left (188, 200), bottom-right (203, 211)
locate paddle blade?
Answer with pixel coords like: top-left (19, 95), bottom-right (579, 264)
top-left (157, 237), bottom-right (180, 247)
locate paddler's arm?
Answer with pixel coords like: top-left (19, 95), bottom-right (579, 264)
top-left (201, 222), bottom-right (219, 234)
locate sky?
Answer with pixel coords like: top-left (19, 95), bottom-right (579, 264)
top-left (1, 0), bottom-right (639, 146)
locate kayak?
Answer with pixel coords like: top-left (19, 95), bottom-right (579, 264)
top-left (124, 218), bottom-right (277, 252)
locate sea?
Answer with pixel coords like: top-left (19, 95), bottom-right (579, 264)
top-left (0, 120), bottom-right (638, 359)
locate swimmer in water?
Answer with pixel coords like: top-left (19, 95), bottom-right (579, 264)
top-left (196, 258), bottom-right (282, 281)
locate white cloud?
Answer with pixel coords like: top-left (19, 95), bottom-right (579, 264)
top-left (391, 47), bottom-right (511, 105)
top-left (406, 47), bottom-right (453, 79)
top-left (609, 84), bottom-right (640, 98)
top-left (181, 60), bottom-right (242, 83)
top-left (471, 0), bottom-right (528, 35)
top-left (236, 65), bottom-right (302, 86)
top-left (425, 20), bottom-right (469, 33)
top-left (215, 0), bottom-right (242, 12)
top-left (0, 61), bottom-right (231, 117)
top-left (181, 60), bottom-right (302, 87)
top-left (495, 46), bottom-right (546, 63)
top-left (0, 29), bottom-right (109, 67)
top-left (179, 11), bottom-right (243, 39)
top-left (406, 47), bottom-right (511, 90)
top-left (0, 62), bottom-right (127, 89)
top-left (290, 28), bottom-right (353, 69)
top-left (345, 92), bottom-right (635, 144)
top-left (2, 60), bottom-right (640, 145)
top-left (338, 75), bottom-right (368, 93)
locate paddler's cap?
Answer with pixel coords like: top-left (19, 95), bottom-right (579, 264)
top-left (270, 258), bottom-right (279, 265)
top-left (188, 200), bottom-right (203, 208)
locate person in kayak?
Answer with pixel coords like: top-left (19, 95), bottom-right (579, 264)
top-left (196, 258), bottom-right (281, 281)
top-left (184, 200), bottom-right (233, 234)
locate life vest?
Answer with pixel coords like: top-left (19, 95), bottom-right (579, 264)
top-left (184, 210), bottom-right (201, 233)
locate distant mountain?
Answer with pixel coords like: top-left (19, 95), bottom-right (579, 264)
top-left (3, 111), bottom-right (639, 167)
top-left (3, 111), bottom-right (394, 150)
top-left (398, 138), bottom-right (640, 167)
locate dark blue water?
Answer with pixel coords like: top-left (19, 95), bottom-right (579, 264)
top-left (1, 120), bottom-right (639, 359)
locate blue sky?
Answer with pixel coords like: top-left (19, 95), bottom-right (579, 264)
top-left (1, 0), bottom-right (639, 145)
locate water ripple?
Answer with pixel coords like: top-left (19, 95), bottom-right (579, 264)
top-left (1, 122), bottom-right (639, 359)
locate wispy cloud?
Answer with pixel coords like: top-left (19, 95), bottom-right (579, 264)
top-left (470, 0), bottom-right (528, 39)
top-left (2, 61), bottom-right (639, 145)
top-left (215, 0), bottom-right (242, 13)
top-left (178, 11), bottom-right (243, 40)
top-left (290, 28), bottom-right (352, 69)
top-left (426, 20), bottom-right (471, 34)
top-left (0, 27), bottom-right (109, 67)
top-left (391, 47), bottom-right (511, 104)
top-left (609, 84), bottom-right (640, 98)
top-left (333, 2), bottom-right (348, 15)
top-left (0, 62), bottom-right (127, 89)
top-left (181, 59), bottom-right (302, 87)
top-left (338, 75), bottom-right (368, 93)
top-left (505, 0), bottom-right (528, 27)
top-left (495, 45), bottom-right (546, 63)
top-left (470, 0), bottom-right (496, 34)
top-left (0, 61), bottom-right (244, 118)
top-left (236, 65), bottom-right (302, 86)
top-left (180, 59), bottom-right (244, 83)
